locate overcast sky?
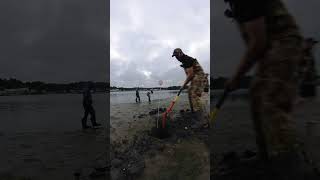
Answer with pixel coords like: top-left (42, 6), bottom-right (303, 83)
top-left (2, 1), bottom-right (315, 84)
top-left (0, 0), bottom-right (106, 83)
top-left (212, 0), bottom-right (320, 77)
top-left (110, 0), bottom-right (210, 88)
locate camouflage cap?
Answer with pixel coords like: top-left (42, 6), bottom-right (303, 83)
top-left (172, 48), bottom-right (183, 57)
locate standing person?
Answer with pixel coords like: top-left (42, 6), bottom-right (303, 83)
top-left (82, 83), bottom-right (101, 129)
top-left (135, 87), bottom-right (141, 103)
top-left (172, 48), bottom-right (207, 126)
top-left (147, 91), bottom-right (151, 103)
top-left (223, 0), bottom-right (315, 176)
top-left (298, 38), bottom-right (318, 98)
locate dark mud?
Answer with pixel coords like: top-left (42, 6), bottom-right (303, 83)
top-left (211, 150), bottom-right (320, 180)
top-left (210, 98), bottom-right (320, 180)
top-left (148, 108), bottom-right (166, 115)
top-left (110, 109), bottom-right (209, 180)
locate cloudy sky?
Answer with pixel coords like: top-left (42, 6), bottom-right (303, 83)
top-left (212, 0), bottom-right (320, 77)
top-left (110, 0), bottom-right (210, 88)
top-left (0, 0), bottom-right (106, 83)
top-left (2, 0), bottom-right (314, 85)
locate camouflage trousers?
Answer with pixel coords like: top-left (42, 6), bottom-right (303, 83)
top-left (250, 38), bottom-right (303, 158)
top-left (188, 74), bottom-right (205, 112)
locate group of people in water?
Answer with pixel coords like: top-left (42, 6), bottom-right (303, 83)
top-left (135, 88), bottom-right (153, 103)
top-left (80, 84), bottom-right (156, 129)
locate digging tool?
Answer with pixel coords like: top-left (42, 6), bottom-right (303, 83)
top-left (209, 89), bottom-right (229, 127)
top-left (161, 88), bottom-right (184, 128)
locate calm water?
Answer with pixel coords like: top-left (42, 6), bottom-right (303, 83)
top-left (0, 94), bottom-right (108, 133)
top-left (0, 91), bottom-right (179, 133)
top-left (2, 87), bottom-right (317, 133)
top-left (110, 90), bottom-right (183, 104)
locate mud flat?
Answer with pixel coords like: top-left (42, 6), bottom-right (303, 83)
top-left (110, 93), bottom-right (210, 180)
top-left (210, 95), bottom-right (320, 179)
top-left (0, 129), bottom-right (107, 180)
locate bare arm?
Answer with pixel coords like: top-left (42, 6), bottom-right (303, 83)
top-left (231, 17), bottom-right (267, 82)
top-left (226, 17), bottom-right (267, 90)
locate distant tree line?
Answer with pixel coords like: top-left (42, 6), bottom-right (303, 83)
top-left (0, 78), bottom-right (109, 93)
top-left (0, 78), bottom-right (183, 93)
top-left (110, 86), bottom-right (182, 91)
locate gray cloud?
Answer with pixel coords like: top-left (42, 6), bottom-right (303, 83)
top-left (212, 0), bottom-right (320, 77)
top-left (111, 0), bottom-right (210, 87)
top-left (0, 0), bottom-right (107, 83)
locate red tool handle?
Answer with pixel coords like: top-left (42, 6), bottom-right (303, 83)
top-left (162, 101), bottom-right (176, 128)
top-left (161, 88), bottom-right (183, 128)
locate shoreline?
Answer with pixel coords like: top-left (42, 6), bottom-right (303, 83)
top-left (110, 93), bottom-right (210, 179)
top-left (0, 91), bottom-right (108, 97)
top-left (110, 93), bottom-right (209, 142)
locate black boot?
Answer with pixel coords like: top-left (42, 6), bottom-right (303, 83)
top-left (93, 123), bottom-right (101, 127)
top-left (92, 118), bottom-right (101, 127)
top-left (82, 117), bottom-right (91, 129)
top-left (82, 125), bottom-right (90, 129)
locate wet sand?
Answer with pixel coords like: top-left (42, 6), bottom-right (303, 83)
top-left (110, 92), bottom-right (210, 180)
top-left (210, 93), bottom-right (320, 179)
top-left (0, 129), bottom-right (107, 180)
top-left (110, 92), bottom-right (211, 141)
top-left (0, 94), bottom-right (108, 180)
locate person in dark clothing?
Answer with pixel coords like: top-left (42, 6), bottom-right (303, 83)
top-left (135, 88), bottom-right (141, 103)
top-left (147, 92), bottom-right (151, 103)
top-left (82, 84), bottom-right (101, 129)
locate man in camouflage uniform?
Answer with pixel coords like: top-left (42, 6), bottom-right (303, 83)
top-left (224, 0), bottom-right (309, 171)
top-left (298, 38), bottom-right (318, 98)
top-left (172, 48), bottom-right (208, 125)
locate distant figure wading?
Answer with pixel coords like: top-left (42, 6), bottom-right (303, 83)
top-left (135, 88), bottom-right (141, 103)
top-left (147, 91), bottom-right (151, 103)
top-left (82, 83), bottom-right (101, 129)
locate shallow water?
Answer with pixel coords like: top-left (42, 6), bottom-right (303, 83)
top-left (110, 90), bottom-right (183, 104)
top-left (0, 93), bottom-right (107, 133)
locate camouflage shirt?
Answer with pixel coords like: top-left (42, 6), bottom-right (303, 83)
top-left (231, 0), bottom-right (302, 43)
top-left (179, 54), bottom-right (205, 76)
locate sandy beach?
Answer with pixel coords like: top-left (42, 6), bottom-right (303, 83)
top-left (110, 92), bottom-right (210, 180)
top-left (110, 92), bottom-right (193, 141)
